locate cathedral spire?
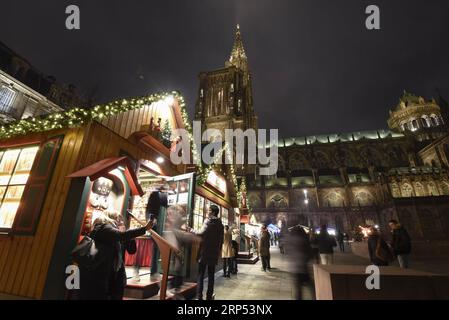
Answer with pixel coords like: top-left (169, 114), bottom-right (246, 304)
top-left (226, 24), bottom-right (248, 72)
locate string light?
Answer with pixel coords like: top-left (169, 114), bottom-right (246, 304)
top-left (0, 90), bottom-right (247, 210)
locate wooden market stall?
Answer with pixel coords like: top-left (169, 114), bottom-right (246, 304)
top-left (0, 93), bottom-right (189, 299)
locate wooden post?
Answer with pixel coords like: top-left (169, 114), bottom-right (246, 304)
top-left (128, 212), bottom-right (181, 300)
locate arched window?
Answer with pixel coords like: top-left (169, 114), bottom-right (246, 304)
top-left (289, 152), bottom-right (309, 170)
top-left (401, 183), bottom-right (413, 197)
top-left (441, 182), bottom-right (449, 195)
top-left (414, 182), bottom-right (424, 196)
top-left (428, 182), bottom-right (439, 196)
top-left (390, 183), bottom-right (401, 198)
top-left (354, 191), bottom-right (374, 206)
top-left (412, 119), bottom-right (419, 130)
top-left (314, 151), bottom-right (331, 168)
top-left (430, 115), bottom-right (438, 126)
top-left (421, 117), bottom-right (429, 128)
top-left (324, 191), bottom-right (343, 207)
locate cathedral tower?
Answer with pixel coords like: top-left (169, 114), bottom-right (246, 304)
top-left (195, 25), bottom-right (258, 136)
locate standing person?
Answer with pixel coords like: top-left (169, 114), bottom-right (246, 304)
top-left (286, 226), bottom-right (312, 300)
top-left (106, 211), bottom-right (138, 300)
top-left (279, 228), bottom-right (287, 254)
top-left (230, 228), bottom-right (239, 274)
top-left (78, 212), bottom-right (152, 300)
top-left (367, 226), bottom-right (393, 266)
top-left (314, 225), bottom-right (337, 265)
top-left (337, 231), bottom-right (345, 252)
top-left (259, 225), bottom-right (271, 271)
top-left (194, 205), bottom-right (224, 300)
top-left (221, 225), bottom-right (234, 277)
top-left (388, 219), bottom-right (412, 269)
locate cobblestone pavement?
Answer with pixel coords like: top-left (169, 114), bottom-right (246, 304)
top-left (206, 243), bottom-right (449, 300)
top-left (209, 246), bottom-right (321, 300)
top-left (209, 246), bottom-right (369, 300)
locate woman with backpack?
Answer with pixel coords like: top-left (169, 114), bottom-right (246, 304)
top-left (367, 226), bottom-right (392, 266)
top-left (78, 211), bottom-right (153, 300)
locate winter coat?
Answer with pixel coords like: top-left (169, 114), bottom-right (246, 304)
top-left (79, 223), bottom-right (146, 300)
top-left (314, 233), bottom-right (337, 254)
top-left (258, 231), bottom-right (271, 257)
top-left (367, 235), bottom-right (391, 266)
top-left (196, 217), bottom-right (224, 266)
top-left (391, 227), bottom-right (412, 255)
top-left (222, 229), bottom-right (235, 258)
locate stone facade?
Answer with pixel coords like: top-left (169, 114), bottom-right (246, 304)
top-left (0, 41), bottom-right (85, 124)
top-left (195, 25), bottom-right (258, 176)
top-left (197, 27), bottom-right (449, 241)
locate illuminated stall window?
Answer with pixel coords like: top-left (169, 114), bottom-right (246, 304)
top-left (0, 146), bottom-right (39, 229)
top-left (193, 194), bottom-right (205, 231)
top-left (221, 207), bottom-right (229, 226)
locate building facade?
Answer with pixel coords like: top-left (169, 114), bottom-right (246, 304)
top-left (0, 41), bottom-right (85, 124)
top-left (197, 27), bottom-right (449, 241)
top-left (195, 25), bottom-right (258, 176)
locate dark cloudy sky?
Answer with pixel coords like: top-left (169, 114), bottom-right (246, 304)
top-left (1, 0), bottom-right (449, 137)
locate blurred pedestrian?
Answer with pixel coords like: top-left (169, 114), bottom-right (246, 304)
top-left (278, 232), bottom-right (285, 254)
top-left (367, 226), bottom-right (393, 266)
top-left (222, 225), bottom-right (234, 277)
top-left (164, 205), bottom-right (196, 296)
top-left (337, 231), bottom-right (345, 252)
top-left (230, 228), bottom-right (240, 274)
top-left (388, 220), bottom-right (412, 269)
top-left (313, 225), bottom-right (337, 265)
top-left (286, 226), bottom-right (312, 300)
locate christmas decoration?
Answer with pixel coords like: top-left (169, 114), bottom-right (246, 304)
top-left (0, 90), bottom-right (245, 209)
top-left (161, 119), bottom-right (172, 148)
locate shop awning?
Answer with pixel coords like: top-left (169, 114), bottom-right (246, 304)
top-left (67, 156), bottom-right (144, 196)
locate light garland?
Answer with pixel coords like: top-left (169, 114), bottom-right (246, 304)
top-left (0, 90), bottom-right (246, 209)
top-left (0, 92), bottom-right (180, 139)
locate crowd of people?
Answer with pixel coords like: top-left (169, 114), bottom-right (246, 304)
top-left (73, 204), bottom-right (239, 300)
top-left (72, 203), bottom-right (412, 300)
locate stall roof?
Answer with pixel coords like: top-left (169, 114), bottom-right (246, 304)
top-left (67, 156), bottom-right (144, 196)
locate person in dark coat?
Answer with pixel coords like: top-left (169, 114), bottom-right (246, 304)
top-left (278, 229), bottom-right (286, 254)
top-left (389, 220), bottom-right (412, 268)
top-left (79, 212), bottom-right (152, 300)
top-left (106, 211), bottom-right (139, 300)
top-left (285, 226), bottom-right (312, 299)
top-left (367, 226), bottom-right (391, 266)
top-left (259, 225), bottom-right (271, 271)
top-left (313, 225), bottom-right (337, 265)
top-left (194, 204), bottom-right (224, 300)
top-left (337, 231), bottom-right (345, 252)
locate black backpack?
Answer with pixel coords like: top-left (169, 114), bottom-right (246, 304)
top-left (71, 236), bottom-right (107, 270)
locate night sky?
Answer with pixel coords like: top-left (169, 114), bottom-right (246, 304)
top-left (1, 0), bottom-right (449, 137)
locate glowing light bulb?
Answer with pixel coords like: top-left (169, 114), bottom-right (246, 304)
top-left (164, 96), bottom-right (175, 106)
